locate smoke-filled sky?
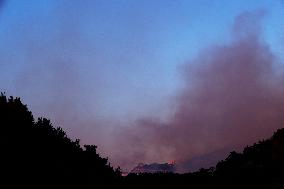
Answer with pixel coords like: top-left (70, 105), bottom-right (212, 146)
top-left (1, 0), bottom-right (284, 172)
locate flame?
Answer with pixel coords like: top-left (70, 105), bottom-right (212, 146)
top-left (168, 160), bottom-right (176, 165)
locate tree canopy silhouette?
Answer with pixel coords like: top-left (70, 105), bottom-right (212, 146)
top-left (0, 93), bottom-right (120, 189)
top-left (2, 92), bottom-right (284, 189)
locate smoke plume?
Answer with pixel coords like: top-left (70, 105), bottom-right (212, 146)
top-left (2, 3), bottom-right (284, 173)
top-left (109, 11), bottom-right (284, 171)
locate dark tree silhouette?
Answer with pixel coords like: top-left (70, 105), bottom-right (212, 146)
top-left (2, 92), bottom-right (284, 189)
top-left (0, 93), bottom-right (120, 189)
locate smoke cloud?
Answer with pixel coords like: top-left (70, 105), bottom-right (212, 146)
top-left (109, 11), bottom-right (284, 172)
top-left (2, 3), bottom-right (284, 173)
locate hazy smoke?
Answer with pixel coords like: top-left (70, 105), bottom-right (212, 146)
top-left (3, 3), bottom-right (284, 173)
top-left (109, 11), bottom-right (284, 171)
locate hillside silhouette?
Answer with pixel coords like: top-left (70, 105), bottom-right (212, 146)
top-left (123, 130), bottom-right (284, 189)
top-left (0, 93), bottom-right (120, 188)
top-left (1, 93), bottom-right (284, 188)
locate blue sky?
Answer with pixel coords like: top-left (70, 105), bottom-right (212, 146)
top-left (0, 0), bottom-right (283, 146)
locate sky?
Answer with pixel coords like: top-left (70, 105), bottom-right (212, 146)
top-left (1, 0), bottom-right (284, 172)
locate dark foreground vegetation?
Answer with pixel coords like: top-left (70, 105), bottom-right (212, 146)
top-left (1, 93), bottom-right (284, 188)
top-left (0, 93), bottom-right (121, 188)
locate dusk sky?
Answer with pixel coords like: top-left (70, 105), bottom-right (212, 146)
top-left (1, 0), bottom-right (284, 171)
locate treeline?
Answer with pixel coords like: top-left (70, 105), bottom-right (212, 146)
top-left (1, 93), bottom-right (284, 189)
top-left (0, 93), bottom-right (120, 188)
top-left (123, 126), bottom-right (284, 188)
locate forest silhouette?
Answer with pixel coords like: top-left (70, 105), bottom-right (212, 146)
top-left (1, 93), bottom-right (284, 188)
